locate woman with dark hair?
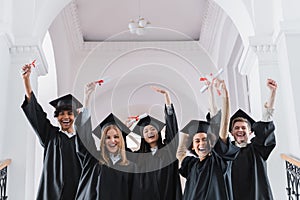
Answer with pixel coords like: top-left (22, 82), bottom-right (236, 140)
top-left (177, 81), bottom-right (239, 200)
top-left (74, 82), bottom-right (135, 200)
top-left (129, 86), bottom-right (182, 200)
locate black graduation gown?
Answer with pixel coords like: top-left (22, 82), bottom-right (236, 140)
top-left (231, 121), bottom-right (276, 200)
top-left (131, 104), bottom-right (182, 200)
top-left (21, 92), bottom-right (81, 200)
top-left (75, 151), bottom-right (136, 200)
top-left (179, 138), bottom-right (239, 200)
top-left (74, 112), bottom-right (135, 200)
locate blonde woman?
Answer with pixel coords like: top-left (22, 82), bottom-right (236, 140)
top-left (75, 82), bottom-right (135, 200)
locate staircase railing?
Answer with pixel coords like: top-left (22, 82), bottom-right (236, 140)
top-left (0, 159), bottom-right (11, 200)
top-left (281, 154), bottom-right (300, 200)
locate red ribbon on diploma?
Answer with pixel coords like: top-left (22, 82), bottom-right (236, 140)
top-left (199, 68), bottom-right (224, 94)
top-left (127, 113), bottom-right (148, 123)
top-left (95, 77), bottom-right (111, 86)
top-left (30, 59), bottom-right (36, 67)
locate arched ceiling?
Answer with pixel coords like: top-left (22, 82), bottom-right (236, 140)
top-left (48, 0), bottom-right (246, 129)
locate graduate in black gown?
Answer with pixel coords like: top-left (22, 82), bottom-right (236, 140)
top-left (229, 79), bottom-right (277, 200)
top-left (75, 81), bottom-right (135, 200)
top-left (128, 86), bottom-right (182, 200)
top-left (21, 63), bottom-right (82, 200)
top-left (177, 81), bottom-right (239, 200)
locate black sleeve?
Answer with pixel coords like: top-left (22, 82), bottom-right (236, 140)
top-left (207, 110), bottom-right (222, 146)
top-left (213, 138), bottom-right (239, 161)
top-left (21, 92), bottom-right (58, 147)
top-left (75, 112), bottom-right (100, 162)
top-left (164, 104), bottom-right (179, 144)
top-left (251, 121), bottom-right (276, 160)
top-left (163, 104), bottom-right (180, 161)
top-left (179, 156), bottom-right (196, 178)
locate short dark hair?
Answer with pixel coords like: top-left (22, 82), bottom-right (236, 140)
top-left (230, 117), bottom-right (251, 132)
top-left (54, 105), bottom-right (77, 118)
top-left (187, 133), bottom-right (215, 157)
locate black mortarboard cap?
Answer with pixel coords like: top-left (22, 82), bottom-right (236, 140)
top-left (49, 94), bottom-right (82, 110)
top-left (229, 109), bottom-right (256, 132)
top-left (132, 115), bottom-right (165, 137)
top-left (181, 120), bottom-right (210, 136)
top-left (92, 113), bottom-right (131, 139)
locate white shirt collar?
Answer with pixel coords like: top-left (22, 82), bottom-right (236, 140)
top-left (60, 130), bottom-right (76, 138)
top-left (109, 153), bottom-right (121, 165)
top-left (150, 146), bottom-right (158, 155)
top-left (234, 141), bottom-right (248, 148)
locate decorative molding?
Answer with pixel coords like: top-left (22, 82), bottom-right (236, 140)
top-left (199, 0), bottom-right (222, 53)
top-left (9, 44), bottom-right (48, 76)
top-left (0, 32), bottom-right (12, 48)
top-left (250, 37), bottom-right (278, 66)
top-left (239, 35), bottom-right (278, 74)
top-left (82, 41), bottom-right (205, 52)
top-left (64, 0), bottom-right (84, 50)
top-left (251, 44), bottom-right (277, 53)
top-left (273, 19), bottom-right (300, 45)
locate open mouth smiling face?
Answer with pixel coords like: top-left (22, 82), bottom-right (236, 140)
top-left (57, 110), bottom-right (74, 131)
top-left (192, 132), bottom-right (211, 159)
top-left (232, 121), bottom-right (252, 144)
top-left (143, 125), bottom-right (159, 145)
top-left (105, 129), bottom-right (121, 154)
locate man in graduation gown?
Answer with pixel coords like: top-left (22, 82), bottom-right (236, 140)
top-left (177, 80), bottom-right (239, 200)
top-left (21, 63), bottom-right (82, 200)
top-left (229, 79), bottom-right (277, 200)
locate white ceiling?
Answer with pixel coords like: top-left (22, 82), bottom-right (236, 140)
top-left (75, 0), bottom-right (207, 41)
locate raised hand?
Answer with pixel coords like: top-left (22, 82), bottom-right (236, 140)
top-left (219, 80), bottom-right (229, 98)
top-left (22, 64), bottom-right (32, 79)
top-left (265, 78), bottom-right (277, 109)
top-left (84, 82), bottom-right (97, 108)
top-left (267, 79), bottom-right (277, 92)
top-left (150, 86), bottom-right (171, 105)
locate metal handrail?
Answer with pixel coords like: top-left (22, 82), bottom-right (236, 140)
top-left (281, 153), bottom-right (300, 200)
top-left (0, 159), bottom-right (11, 171)
top-left (0, 159), bottom-right (11, 200)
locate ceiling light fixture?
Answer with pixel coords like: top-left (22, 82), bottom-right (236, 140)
top-left (128, 0), bottom-right (150, 35)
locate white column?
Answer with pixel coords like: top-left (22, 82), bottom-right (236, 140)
top-left (248, 34), bottom-right (290, 200)
top-left (0, 32), bottom-right (11, 157)
top-left (2, 44), bottom-right (47, 200)
top-left (275, 20), bottom-right (300, 155)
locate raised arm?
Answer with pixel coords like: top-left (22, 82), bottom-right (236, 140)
top-left (262, 79), bottom-right (277, 122)
top-left (151, 86), bottom-right (179, 144)
top-left (218, 80), bottom-right (230, 143)
top-left (176, 133), bottom-right (189, 163)
top-left (264, 78), bottom-right (277, 109)
top-left (207, 80), bottom-right (218, 116)
top-left (84, 81), bottom-right (97, 109)
top-left (75, 82), bottom-right (98, 160)
top-left (151, 86), bottom-right (171, 105)
top-left (22, 64), bottom-right (33, 100)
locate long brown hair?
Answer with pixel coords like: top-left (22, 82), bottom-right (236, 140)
top-left (99, 125), bottom-right (129, 166)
